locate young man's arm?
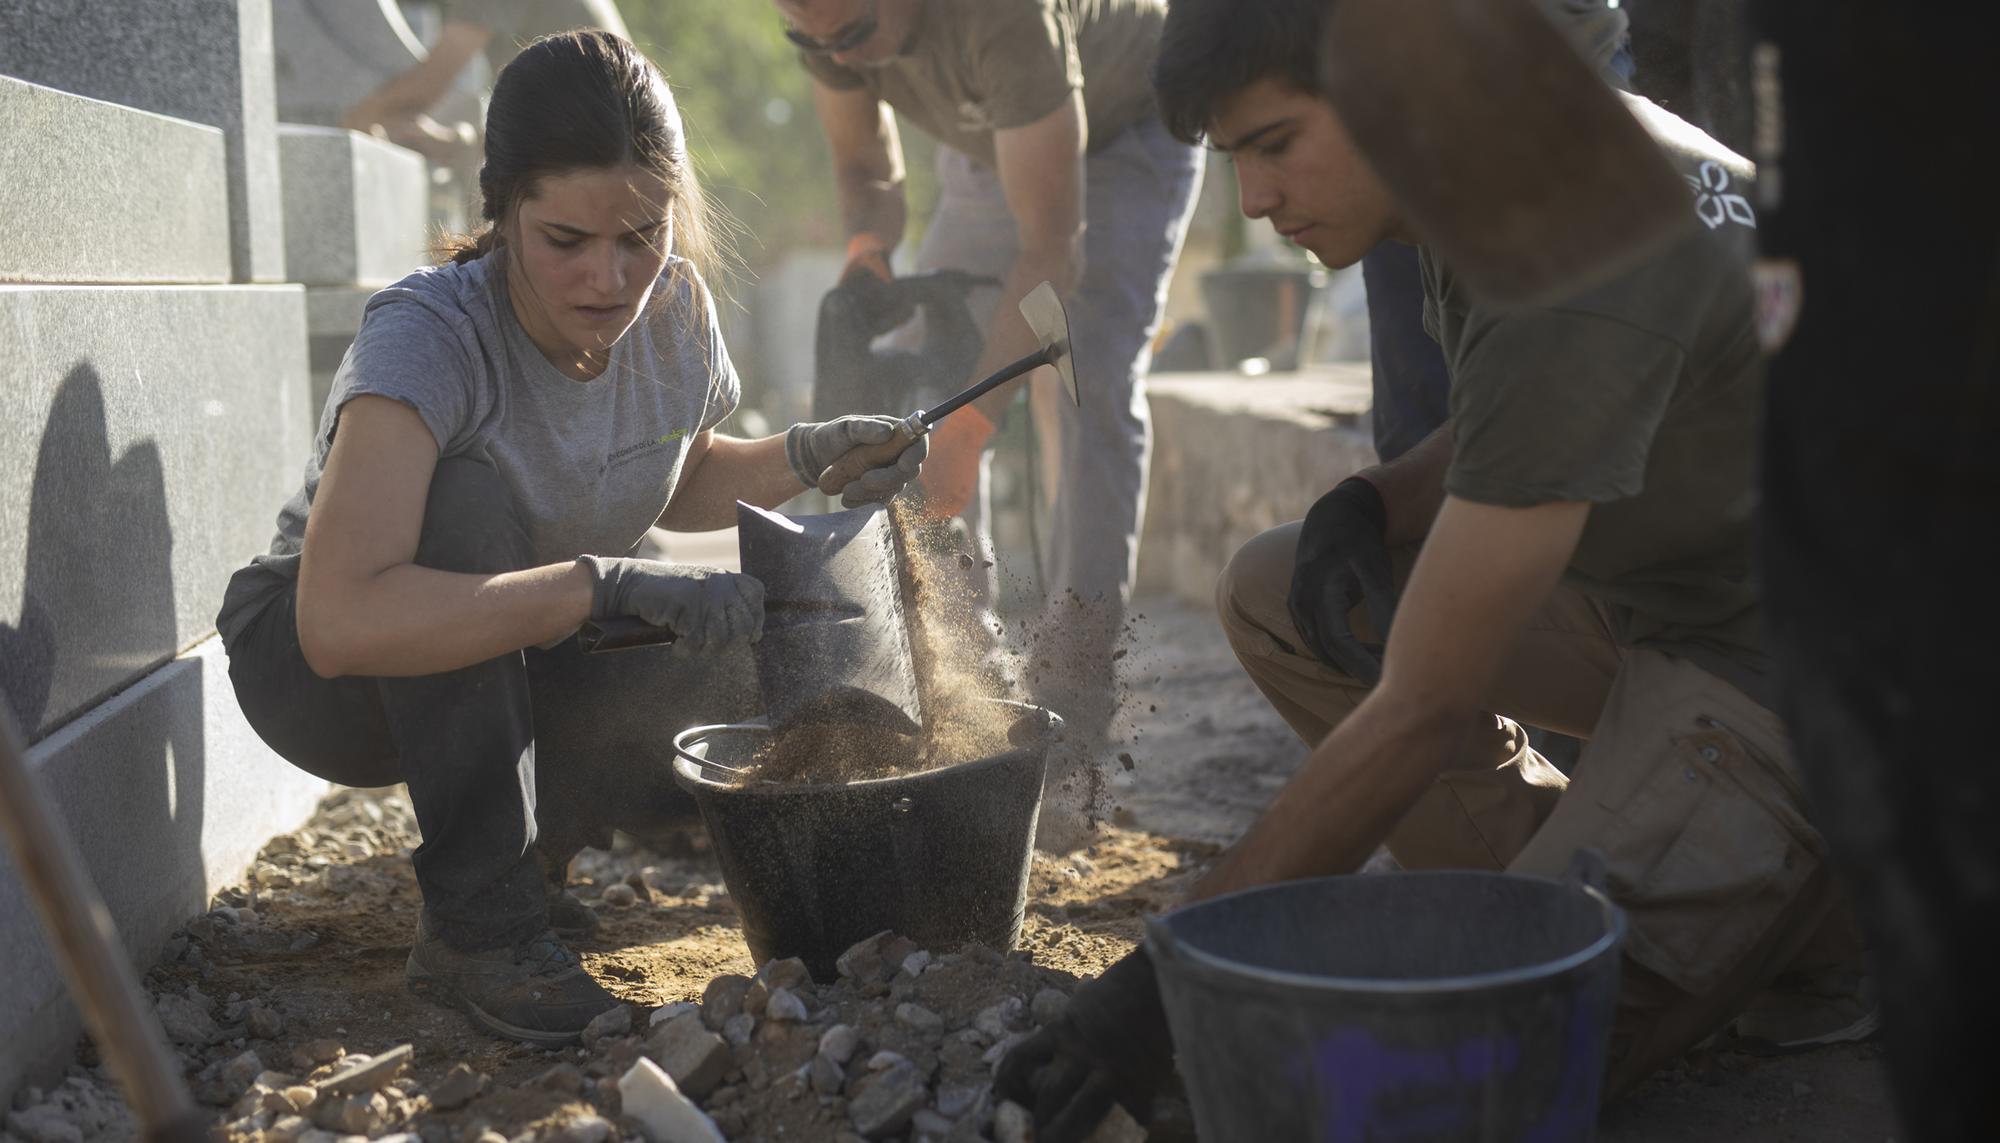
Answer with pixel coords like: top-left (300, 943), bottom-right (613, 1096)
top-left (811, 79), bottom-right (908, 277)
top-left (918, 92), bottom-right (1087, 515)
top-left (1194, 492), bottom-right (1589, 898)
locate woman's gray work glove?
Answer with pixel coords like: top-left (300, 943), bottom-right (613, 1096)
top-left (786, 415), bottom-right (929, 507)
top-left (1288, 475), bottom-right (1399, 684)
top-left (576, 555), bottom-right (764, 650)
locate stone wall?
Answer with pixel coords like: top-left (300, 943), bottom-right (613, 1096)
top-left (1138, 366), bottom-right (1379, 607)
top-left (0, 0), bottom-right (446, 1098)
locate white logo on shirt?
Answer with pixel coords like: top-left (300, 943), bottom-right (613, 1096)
top-left (1687, 161), bottom-right (1758, 230)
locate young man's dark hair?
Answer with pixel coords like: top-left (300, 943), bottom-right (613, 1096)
top-left (1152, 0), bottom-right (1326, 144)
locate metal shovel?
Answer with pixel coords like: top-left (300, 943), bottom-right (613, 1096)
top-left (813, 280), bottom-right (1077, 497)
top-left (737, 500), bottom-right (926, 733)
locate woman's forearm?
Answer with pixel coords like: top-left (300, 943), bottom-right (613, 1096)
top-left (657, 433), bottom-right (804, 532)
top-left (297, 558), bottom-right (595, 679)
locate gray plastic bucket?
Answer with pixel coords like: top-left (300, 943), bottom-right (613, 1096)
top-left (1146, 856), bottom-right (1626, 1143)
top-left (672, 701), bottom-right (1059, 980)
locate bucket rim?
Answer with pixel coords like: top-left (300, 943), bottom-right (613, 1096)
top-left (671, 699), bottom-right (1061, 794)
top-left (1146, 870), bottom-right (1627, 997)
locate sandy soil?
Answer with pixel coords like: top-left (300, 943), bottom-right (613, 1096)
top-left (8, 594), bottom-right (1900, 1143)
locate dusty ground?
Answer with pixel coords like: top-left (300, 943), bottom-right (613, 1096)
top-left (6, 593), bottom-right (1900, 1143)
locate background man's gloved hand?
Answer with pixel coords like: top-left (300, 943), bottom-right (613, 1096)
top-left (913, 406), bottom-right (996, 519)
top-left (1287, 475), bottom-right (1399, 684)
top-left (786, 416), bottom-right (929, 507)
top-left (996, 948), bottom-right (1176, 1142)
top-left (577, 556), bottom-right (764, 651)
top-left (840, 232), bottom-right (895, 287)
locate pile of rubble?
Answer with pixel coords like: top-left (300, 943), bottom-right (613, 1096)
top-left (617, 931), bottom-right (1140, 1143)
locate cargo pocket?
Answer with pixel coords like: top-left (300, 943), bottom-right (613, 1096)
top-left (1594, 719), bottom-right (1822, 997)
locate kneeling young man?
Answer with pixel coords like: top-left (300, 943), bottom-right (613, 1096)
top-left (1000, 0), bottom-right (1869, 1134)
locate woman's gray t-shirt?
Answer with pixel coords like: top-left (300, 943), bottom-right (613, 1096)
top-left (215, 252), bottom-right (739, 646)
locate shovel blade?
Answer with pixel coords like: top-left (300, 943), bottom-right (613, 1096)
top-left (1019, 281), bottom-right (1079, 406)
top-left (737, 501), bottom-right (925, 734)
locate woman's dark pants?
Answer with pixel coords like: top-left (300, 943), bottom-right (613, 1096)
top-left (224, 457), bottom-right (758, 951)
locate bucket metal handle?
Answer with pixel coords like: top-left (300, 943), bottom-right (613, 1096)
top-left (1142, 912), bottom-right (1180, 968)
top-left (1563, 847), bottom-right (1610, 894)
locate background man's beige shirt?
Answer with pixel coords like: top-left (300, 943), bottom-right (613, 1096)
top-left (801, 0), bottom-right (1164, 167)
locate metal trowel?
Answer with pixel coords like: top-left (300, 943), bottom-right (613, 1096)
top-left (813, 280), bottom-right (1077, 497)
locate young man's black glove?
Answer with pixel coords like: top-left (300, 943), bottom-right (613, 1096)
top-left (1287, 476), bottom-right (1399, 684)
top-left (995, 948), bottom-right (1176, 1142)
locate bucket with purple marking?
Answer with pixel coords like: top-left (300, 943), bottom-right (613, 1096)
top-left (1146, 853), bottom-right (1625, 1142)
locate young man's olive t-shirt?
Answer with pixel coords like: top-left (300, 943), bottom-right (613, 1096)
top-left (1421, 97), bottom-right (1769, 701)
top-left (799, 0), bottom-right (1164, 167)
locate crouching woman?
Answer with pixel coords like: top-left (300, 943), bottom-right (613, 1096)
top-left (214, 30), bottom-right (923, 1044)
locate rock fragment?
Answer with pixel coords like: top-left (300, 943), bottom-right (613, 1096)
top-left (895, 1003), bottom-right (944, 1035)
top-left (554, 1114), bottom-right (612, 1143)
top-left (764, 987), bottom-right (808, 1023)
top-left (1030, 988), bottom-right (1070, 1026)
top-left (646, 1012), bottom-right (730, 1099)
top-left (153, 990), bottom-right (220, 1045)
top-left (320, 1044), bottom-right (412, 1095)
top-left (817, 1023), bottom-right (860, 1066)
top-left (910, 1108), bottom-right (954, 1138)
top-left (810, 1053), bottom-right (845, 1095)
top-left (649, 1001), bottom-right (699, 1028)
top-left (428, 1063), bottom-right (485, 1111)
top-left (314, 1091), bottom-right (392, 1136)
top-left (745, 958), bottom-right (811, 1014)
top-left (835, 931), bottom-right (895, 982)
top-left (721, 1012), bottom-right (756, 1048)
top-left (4, 1106), bottom-right (82, 1143)
top-left (617, 1058), bottom-right (726, 1143)
top-left (581, 1005), bottom-right (633, 1049)
top-left (247, 1003), bottom-right (287, 1040)
top-left (973, 997), bottom-right (1023, 1039)
top-left (993, 1100), bottom-right (1034, 1143)
top-left (1083, 1104), bottom-right (1147, 1143)
top-left (847, 1061), bottom-right (926, 1139)
top-left (699, 975), bottom-right (751, 1031)
top-left (536, 1062), bottom-right (587, 1094)
top-left (221, 1050), bottom-right (266, 1099)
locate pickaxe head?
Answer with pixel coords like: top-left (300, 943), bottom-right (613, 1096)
top-left (1018, 281), bottom-right (1079, 406)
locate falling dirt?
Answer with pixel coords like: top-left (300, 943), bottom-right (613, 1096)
top-left (739, 505), bottom-right (1021, 787)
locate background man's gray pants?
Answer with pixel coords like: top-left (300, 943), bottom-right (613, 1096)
top-left (906, 118), bottom-right (1202, 728)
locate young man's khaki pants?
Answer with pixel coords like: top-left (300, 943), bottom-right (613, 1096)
top-left (1217, 521), bottom-right (1860, 1095)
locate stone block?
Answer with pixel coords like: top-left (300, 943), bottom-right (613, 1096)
top-left (0, 0), bottom-right (288, 282)
top-left (1138, 366), bottom-right (1378, 606)
top-left (0, 284), bottom-right (310, 741)
top-left (0, 636), bottom-right (329, 1097)
top-left (0, 76), bottom-right (231, 285)
top-left (305, 284), bottom-right (373, 433)
top-left (278, 126), bottom-right (428, 287)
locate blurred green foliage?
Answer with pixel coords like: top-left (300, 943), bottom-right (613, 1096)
top-left (622, 0), bottom-right (937, 272)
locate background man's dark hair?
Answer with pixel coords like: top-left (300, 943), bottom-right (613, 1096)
top-left (1154, 0), bottom-right (1330, 144)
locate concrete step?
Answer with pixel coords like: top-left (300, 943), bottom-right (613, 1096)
top-left (278, 125), bottom-right (428, 288)
top-left (0, 636), bottom-right (328, 1097)
top-left (0, 76), bottom-right (231, 285)
top-left (1138, 365), bottom-right (1378, 606)
top-left (0, 284), bottom-right (309, 740)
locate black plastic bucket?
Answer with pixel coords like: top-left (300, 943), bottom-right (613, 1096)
top-left (1146, 856), bottom-right (1626, 1143)
top-left (671, 701), bottom-right (1059, 980)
